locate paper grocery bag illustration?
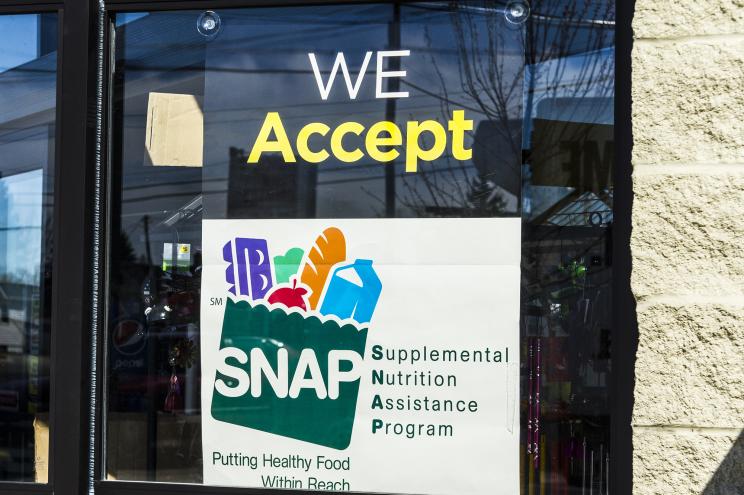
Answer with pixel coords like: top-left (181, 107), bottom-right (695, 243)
top-left (211, 299), bottom-right (367, 450)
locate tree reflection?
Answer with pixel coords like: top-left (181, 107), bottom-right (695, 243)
top-left (396, 0), bottom-right (614, 221)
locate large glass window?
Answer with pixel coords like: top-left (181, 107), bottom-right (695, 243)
top-left (0, 12), bottom-right (57, 484)
top-left (105, 1), bottom-right (615, 493)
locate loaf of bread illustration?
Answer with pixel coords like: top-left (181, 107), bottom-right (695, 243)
top-left (300, 227), bottom-right (346, 309)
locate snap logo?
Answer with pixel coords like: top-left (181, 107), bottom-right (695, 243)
top-left (212, 227), bottom-right (381, 449)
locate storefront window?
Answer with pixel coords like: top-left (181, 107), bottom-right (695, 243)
top-left (106, 1), bottom-right (614, 493)
top-left (0, 12), bottom-right (57, 484)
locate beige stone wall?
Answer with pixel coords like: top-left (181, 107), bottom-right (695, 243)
top-left (631, 1), bottom-right (744, 494)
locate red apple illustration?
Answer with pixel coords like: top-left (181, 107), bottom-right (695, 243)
top-left (267, 278), bottom-right (308, 311)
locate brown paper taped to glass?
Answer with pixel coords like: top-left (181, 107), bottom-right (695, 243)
top-left (145, 92), bottom-right (203, 167)
top-left (34, 413), bottom-right (48, 483)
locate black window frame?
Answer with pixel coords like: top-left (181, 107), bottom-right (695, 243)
top-left (0, 0), bottom-right (636, 494)
top-left (0, 0), bottom-right (99, 494)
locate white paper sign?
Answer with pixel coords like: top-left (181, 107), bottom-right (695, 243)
top-left (201, 218), bottom-right (520, 494)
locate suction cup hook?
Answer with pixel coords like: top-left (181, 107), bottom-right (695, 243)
top-left (197, 11), bottom-right (222, 39)
top-left (505, 1), bottom-right (530, 24)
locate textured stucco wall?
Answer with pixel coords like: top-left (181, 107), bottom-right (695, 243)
top-left (631, 1), bottom-right (744, 494)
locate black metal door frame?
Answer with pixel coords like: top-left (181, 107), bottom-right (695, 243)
top-left (0, 1), bottom-right (99, 495)
top-left (0, 1), bottom-right (636, 494)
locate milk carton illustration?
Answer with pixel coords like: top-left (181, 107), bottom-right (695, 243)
top-left (320, 259), bottom-right (381, 324)
top-left (223, 237), bottom-right (273, 300)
